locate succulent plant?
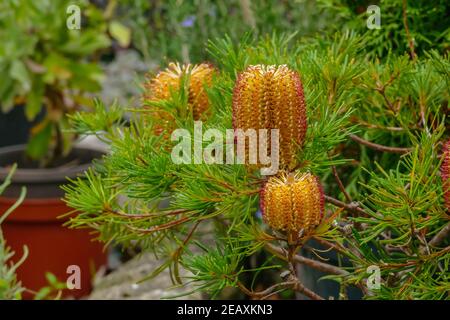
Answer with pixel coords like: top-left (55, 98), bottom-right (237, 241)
top-left (232, 64), bottom-right (307, 170)
top-left (260, 172), bottom-right (324, 242)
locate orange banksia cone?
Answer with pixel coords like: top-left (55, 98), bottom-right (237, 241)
top-left (442, 139), bottom-right (450, 212)
top-left (143, 62), bottom-right (216, 134)
top-left (260, 172), bottom-right (324, 240)
top-left (232, 64), bottom-right (307, 170)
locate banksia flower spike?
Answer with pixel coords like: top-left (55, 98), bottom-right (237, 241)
top-left (143, 62), bottom-right (216, 133)
top-left (441, 140), bottom-right (450, 212)
top-left (260, 172), bottom-right (324, 242)
top-left (233, 65), bottom-right (307, 170)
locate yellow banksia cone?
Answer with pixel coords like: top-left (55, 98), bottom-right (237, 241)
top-left (441, 140), bottom-right (450, 212)
top-left (143, 62), bottom-right (216, 134)
top-left (260, 172), bottom-right (324, 241)
top-left (232, 64), bottom-right (307, 170)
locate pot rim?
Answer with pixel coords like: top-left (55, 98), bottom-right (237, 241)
top-left (0, 144), bottom-right (104, 184)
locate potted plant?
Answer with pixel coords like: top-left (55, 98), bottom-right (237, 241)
top-left (0, 0), bottom-right (112, 298)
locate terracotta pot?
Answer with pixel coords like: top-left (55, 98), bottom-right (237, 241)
top-left (0, 145), bottom-right (107, 299)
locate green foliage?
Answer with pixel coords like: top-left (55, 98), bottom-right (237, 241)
top-left (68, 99), bottom-right (125, 137)
top-left (182, 244), bottom-right (245, 298)
top-left (337, 129), bottom-right (450, 299)
top-left (33, 272), bottom-right (67, 300)
top-left (319, 0), bottom-right (450, 58)
top-left (0, 0), bottom-right (111, 164)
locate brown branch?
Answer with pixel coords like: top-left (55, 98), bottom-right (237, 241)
top-left (373, 71), bottom-right (401, 114)
top-left (105, 208), bottom-right (189, 219)
top-left (352, 120), bottom-right (406, 132)
top-left (429, 222), bottom-right (450, 248)
top-left (324, 195), bottom-right (367, 216)
top-left (349, 134), bottom-right (412, 154)
top-left (172, 220), bottom-right (202, 284)
top-left (265, 243), bottom-right (349, 276)
top-left (402, 0), bottom-right (416, 61)
top-left (290, 278), bottom-right (325, 300)
top-left (237, 278), bottom-right (325, 300)
top-left (236, 280), bottom-right (294, 299)
top-left (375, 88), bottom-right (397, 114)
top-left (126, 216), bottom-right (191, 234)
top-left (312, 236), bottom-right (351, 258)
top-left (273, 244), bottom-right (326, 300)
top-left (312, 237), bottom-right (369, 296)
top-left (331, 165), bottom-right (352, 202)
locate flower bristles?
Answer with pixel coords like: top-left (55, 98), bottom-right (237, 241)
top-left (232, 64), bottom-right (307, 170)
top-left (143, 62), bottom-right (216, 133)
top-left (260, 172), bottom-right (324, 240)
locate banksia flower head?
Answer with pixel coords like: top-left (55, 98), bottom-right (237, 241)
top-left (143, 62), bottom-right (216, 133)
top-left (441, 140), bottom-right (450, 212)
top-left (232, 64), bottom-right (307, 170)
top-left (260, 172), bottom-right (324, 241)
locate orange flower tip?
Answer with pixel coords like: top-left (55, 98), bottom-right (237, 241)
top-left (143, 62), bottom-right (216, 121)
top-left (260, 172), bottom-right (324, 238)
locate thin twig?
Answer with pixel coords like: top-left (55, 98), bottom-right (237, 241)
top-left (236, 280), bottom-right (294, 299)
top-left (352, 120), bottom-right (406, 132)
top-left (331, 165), bottom-right (352, 202)
top-left (350, 134), bottom-right (412, 154)
top-left (172, 220), bottom-right (202, 284)
top-left (126, 216), bottom-right (191, 234)
top-left (312, 236), bottom-right (350, 257)
top-left (375, 87), bottom-right (397, 114)
top-left (312, 237), bottom-right (369, 296)
top-left (429, 222), bottom-right (450, 248)
top-left (324, 195), bottom-right (367, 216)
top-left (265, 243), bottom-right (348, 276)
top-left (373, 71), bottom-right (401, 114)
top-left (290, 278), bottom-right (325, 300)
top-left (106, 208), bottom-right (189, 219)
top-left (402, 0), bottom-right (416, 61)
top-left (286, 243), bottom-right (326, 300)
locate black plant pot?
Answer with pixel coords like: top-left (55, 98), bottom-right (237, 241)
top-left (0, 104), bottom-right (45, 148)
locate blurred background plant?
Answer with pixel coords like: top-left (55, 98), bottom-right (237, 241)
top-left (106, 0), bottom-right (337, 64)
top-left (101, 0), bottom-right (449, 64)
top-left (0, 165), bottom-right (26, 300)
top-left (0, 0), bottom-right (111, 165)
